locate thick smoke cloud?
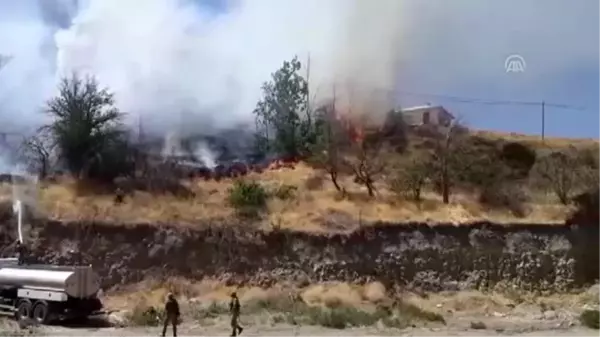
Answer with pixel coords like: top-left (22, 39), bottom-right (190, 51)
top-left (0, 0), bottom-right (405, 137)
top-left (2, 0), bottom-right (595, 140)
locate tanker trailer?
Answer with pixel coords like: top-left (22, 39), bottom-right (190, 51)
top-left (0, 258), bottom-right (103, 324)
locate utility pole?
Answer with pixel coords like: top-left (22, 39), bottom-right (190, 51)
top-left (541, 101), bottom-right (545, 143)
top-left (306, 53), bottom-right (311, 112)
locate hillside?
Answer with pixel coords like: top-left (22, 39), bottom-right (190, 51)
top-left (1, 129), bottom-right (597, 232)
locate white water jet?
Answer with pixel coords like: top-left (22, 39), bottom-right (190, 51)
top-left (12, 199), bottom-right (23, 243)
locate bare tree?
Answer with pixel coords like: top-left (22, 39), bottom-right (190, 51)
top-left (533, 147), bottom-right (593, 205)
top-left (19, 131), bottom-right (53, 179)
top-left (311, 87), bottom-right (350, 194)
top-left (345, 120), bottom-right (388, 197)
top-left (389, 155), bottom-right (431, 202)
top-left (427, 121), bottom-right (468, 204)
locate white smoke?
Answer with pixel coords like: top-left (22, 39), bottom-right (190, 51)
top-left (161, 131), bottom-right (185, 158)
top-left (0, 0), bottom-right (405, 137)
top-left (193, 141), bottom-right (218, 169)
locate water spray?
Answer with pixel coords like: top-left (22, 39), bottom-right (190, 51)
top-left (12, 200), bottom-right (23, 243)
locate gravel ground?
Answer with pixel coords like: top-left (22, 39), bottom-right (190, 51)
top-left (34, 326), bottom-right (599, 337)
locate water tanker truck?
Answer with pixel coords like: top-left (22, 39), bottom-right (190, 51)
top-left (0, 257), bottom-right (103, 324)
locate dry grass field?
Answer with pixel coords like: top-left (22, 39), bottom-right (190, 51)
top-left (474, 130), bottom-right (598, 150)
top-left (0, 168), bottom-right (572, 231)
top-left (96, 278), bottom-right (599, 335)
top-left (0, 131), bottom-right (596, 231)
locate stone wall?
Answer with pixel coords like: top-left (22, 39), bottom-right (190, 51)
top-left (2, 220), bottom-right (598, 292)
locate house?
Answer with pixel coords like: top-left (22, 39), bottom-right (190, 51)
top-left (400, 104), bottom-right (454, 127)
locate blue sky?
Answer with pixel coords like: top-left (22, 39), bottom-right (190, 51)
top-left (393, 0), bottom-right (599, 139)
top-left (0, 0), bottom-right (598, 139)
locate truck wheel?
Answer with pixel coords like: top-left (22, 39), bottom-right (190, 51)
top-left (32, 301), bottom-right (49, 325)
top-left (16, 300), bottom-right (32, 322)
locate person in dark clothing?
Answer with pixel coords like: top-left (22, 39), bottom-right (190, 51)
top-left (15, 240), bottom-right (26, 265)
top-left (229, 292), bottom-right (243, 336)
top-left (162, 293), bottom-right (180, 337)
top-left (114, 187), bottom-right (125, 204)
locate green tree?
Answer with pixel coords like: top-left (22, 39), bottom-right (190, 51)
top-left (254, 56), bottom-right (317, 159)
top-left (43, 73), bottom-right (133, 182)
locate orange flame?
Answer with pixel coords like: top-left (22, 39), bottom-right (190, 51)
top-left (334, 110), bottom-right (364, 145)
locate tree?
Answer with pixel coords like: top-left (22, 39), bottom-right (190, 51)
top-left (532, 148), bottom-right (582, 205)
top-left (427, 122), bottom-right (468, 204)
top-left (253, 56), bottom-right (318, 159)
top-left (19, 131), bottom-right (53, 179)
top-left (310, 91), bottom-right (349, 194)
top-left (43, 73), bottom-right (132, 182)
top-left (389, 154), bottom-right (431, 202)
top-left (345, 120), bottom-right (388, 197)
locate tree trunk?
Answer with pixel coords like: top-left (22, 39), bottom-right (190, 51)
top-left (329, 170), bottom-right (343, 193)
top-left (442, 167), bottom-right (450, 204)
top-left (40, 160), bottom-right (47, 180)
top-left (365, 178), bottom-right (376, 197)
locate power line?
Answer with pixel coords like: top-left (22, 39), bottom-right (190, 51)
top-left (319, 82), bottom-right (590, 143)
top-left (325, 82), bottom-right (588, 111)
top-left (394, 89), bottom-right (588, 111)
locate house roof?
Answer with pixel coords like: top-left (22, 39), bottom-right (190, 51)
top-left (401, 105), bottom-right (445, 113)
top-left (400, 105), bottom-right (455, 119)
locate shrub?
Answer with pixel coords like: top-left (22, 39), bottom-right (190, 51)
top-left (304, 174), bottom-right (325, 190)
top-left (389, 156), bottom-right (431, 202)
top-left (532, 149), bottom-right (582, 205)
top-left (470, 321), bottom-right (487, 330)
top-left (273, 184), bottom-right (298, 200)
top-left (580, 309), bottom-right (599, 329)
top-left (227, 179), bottom-right (269, 217)
top-left (568, 188), bottom-right (599, 226)
top-left (499, 142), bottom-right (536, 179)
top-left (478, 184), bottom-right (529, 217)
top-left (190, 301), bottom-right (230, 321)
top-left (243, 293), bottom-right (443, 330)
top-left (127, 304), bottom-right (165, 326)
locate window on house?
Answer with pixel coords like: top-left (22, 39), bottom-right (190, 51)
top-left (422, 111), bottom-right (431, 124)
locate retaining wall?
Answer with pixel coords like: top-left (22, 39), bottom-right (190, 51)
top-left (3, 220), bottom-right (596, 292)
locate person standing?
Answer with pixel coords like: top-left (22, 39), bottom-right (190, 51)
top-left (229, 292), bottom-right (243, 336)
top-left (162, 293), bottom-right (180, 337)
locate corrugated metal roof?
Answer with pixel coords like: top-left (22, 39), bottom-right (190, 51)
top-left (401, 105), bottom-right (445, 113)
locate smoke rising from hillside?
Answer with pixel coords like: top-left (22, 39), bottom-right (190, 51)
top-left (0, 0), bottom-right (405, 136)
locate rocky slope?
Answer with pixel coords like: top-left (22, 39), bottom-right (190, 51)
top-left (2, 218), bottom-right (596, 293)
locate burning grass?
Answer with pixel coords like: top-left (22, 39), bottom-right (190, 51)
top-left (0, 162), bottom-right (573, 231)
top-left (0, 129), bottom-right (595, 230)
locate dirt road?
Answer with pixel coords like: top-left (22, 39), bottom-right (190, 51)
top-left (35, 326), bottom-right (598, 337)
